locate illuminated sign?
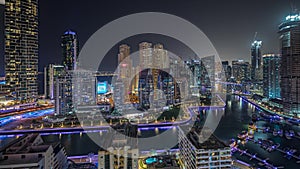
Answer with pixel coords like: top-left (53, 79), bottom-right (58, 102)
top-left (97, 82), bottom-right (108, 94)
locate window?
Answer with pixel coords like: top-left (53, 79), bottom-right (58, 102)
top-left (281, 31), bottom-right (291, 48)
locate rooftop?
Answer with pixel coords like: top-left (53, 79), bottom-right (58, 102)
top-left (285, 13), bottom-right (300, 22)
top-left (0, 134), bottom-right (50, 154)
top-left (64, 30), bottom-right (76, 35)
top-left (180, 126), bottom-right (228, 150)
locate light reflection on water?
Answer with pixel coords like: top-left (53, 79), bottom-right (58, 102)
top-left (1, 95), bottom-right (300, 168)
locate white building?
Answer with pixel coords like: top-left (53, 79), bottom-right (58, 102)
top-left (0, 134), bottom-right (68, 169)
top-left (98, 129), bottom-right (139, 169)
top-left (178, 127), bottom-right (232, 169)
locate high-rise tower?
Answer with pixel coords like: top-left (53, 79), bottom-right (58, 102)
top-left (117, 44), bottom-right (132, 103)
top-left (263, 54), bottom-right (281, 99)
top-left (251, 40), bottom-right (263, 81)
top-left (61, 30), bottom-right (79, 71)
top-left (279, 12), bottom-right (300, 116)
top-left (4, 0), bottom-right (39, 100)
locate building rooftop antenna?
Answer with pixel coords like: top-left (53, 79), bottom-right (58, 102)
top-left (253, 32), bottom-right (258, 42)
top-left (290, 0), bottom-right (298, 13)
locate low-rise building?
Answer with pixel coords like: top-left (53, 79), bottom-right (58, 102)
top-left (0, 134), bottom-right (68, 169)
top-left (178, 127), bottom-right (232, 169)
top-left (98, 126), bottom-right (139, 169)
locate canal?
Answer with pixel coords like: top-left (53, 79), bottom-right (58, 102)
top-left (1, 95), bottom-right (300, 168)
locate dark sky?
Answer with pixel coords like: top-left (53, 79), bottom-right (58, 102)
top-left (0, 0), bottom-right (299, 76)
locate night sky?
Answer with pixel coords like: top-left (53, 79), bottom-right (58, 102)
top-left (0, 0), bottom-right (299, 76)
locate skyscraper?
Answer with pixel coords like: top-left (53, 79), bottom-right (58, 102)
top-left (232, 60), bottom-right (250, 83)
top-left (222, 61), bottom-right (232, 81)
top-left (4, 0), bottom-right (39, 100)
top-left (251, 40), bottom-right (263, 81)
top-left (44, 64), bottom-right (65, 99)
top-left (118, 44), bottom-right (132, 102)
top-left (0, 1), bottom-right (4, 76)
top-left (61, 30), bottom-right (79, 71)
top-left (118, 44), bottom-right (130, 64)
top-left (139, 42), bottom-right (152, 71)
top-left (263, 54), bottom-right (281, 99)
top-left (279, 12), bottom-right (300, 116)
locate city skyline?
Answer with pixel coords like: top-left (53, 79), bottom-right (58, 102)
top-left (0, 0), bottom-right (299, 76)
top-left (1, 1), bottom-right (300, 168)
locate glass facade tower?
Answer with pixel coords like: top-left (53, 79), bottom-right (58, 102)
top-left (4, 0), bottom-right (39, 100)
top-left (279, 13), bottom-right (300, 116)
top-left (251, 40), bottom-right (263, 81)
top-left (61, 30), bottom-right (79, 71)
top-left (263, 54), bottom-right (281, 99)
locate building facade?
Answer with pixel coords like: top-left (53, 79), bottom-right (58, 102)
top-left (62, 30), bottom-right (79, 71)
top-left (251, 40), bottom-right (263, 81)
top-left (118, 44), bottom-right (132, 103)
top-left (232, 60), bottom-right (250, 83)
top-left (263, 54), bottom-right (281, 99)
top-left (222, 61), bottom-right (232, 81)
top-left (54, 71), bottom-right (73, 115)
top-left (44, 64), bottom-right (65, 99)
top-left (139, 42), bottom-right (153, 71)
top-left (0, 134), bottom-right (68, 169)
top-left (98, 147), bottom-right (139, 169)
top-left (178, 127), bottom-right (232, 169)
top-left (4, 0), bottom-right (39, 100)
top-left (279, 13), bottom-right (300, 116)
top-left (98, 127), bottom-right (139, 169)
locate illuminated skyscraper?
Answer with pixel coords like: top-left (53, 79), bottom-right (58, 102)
top-left (139, 42), bottom-right (152, 71)
top-left (279, 12), bottom-right (300, 116)
top-left (118, 44), bottom-right (131, 79)
top-left (232, 60), bottom-right (250, 83)
top-left (263, 54), bottom-right (281, 99)
top-left (117, 44), bottom-right (132, 102)
top-left (61, 30), bottom-right (79, 71)
top-left (0, 1), bottom-right (4, 76)
top-left (44, 64), bottom-right (65, 99)
top-left (222, 61), bottom-right (232, 81)
top-left (251, 40), bottom-right (263, 81)
top-left (152, 44), bottom-right (168, 99)
top-left (118, 44), bottom-right (130, 64)
top-left (4, 0), bottom-right (39, 100)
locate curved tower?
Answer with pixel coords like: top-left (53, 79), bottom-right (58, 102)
top-left (279, 12), bottom-right (300, 116)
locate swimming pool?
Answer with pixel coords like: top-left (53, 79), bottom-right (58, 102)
top-left (145, 157), bottom-right (157, 164)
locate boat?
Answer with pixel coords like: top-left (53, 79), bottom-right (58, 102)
top-left (279, 130), bottom-right (283, 137)
top-left (260, 113), bottom-right (272, 119)
top-left (285, 131), bottom-right (292, 140)
top-left (252, 114), bottom-right (258, 122)
top-left (287, 119), bottom-right (300, 126)
top-left (263, 127), bottom-right (270, 133)
top-left (290, 149), bottom-right (297, 154)
top-left (229, 139), bottom-right (237, 148)
top-left (238, 131), bottom-right (248, 140)
top-left (289, 130), bottom-right (295, 136)
top-left (273, 130), bottom-right (278, 136)
top-left (285, 119), bottom-right (293, 125)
